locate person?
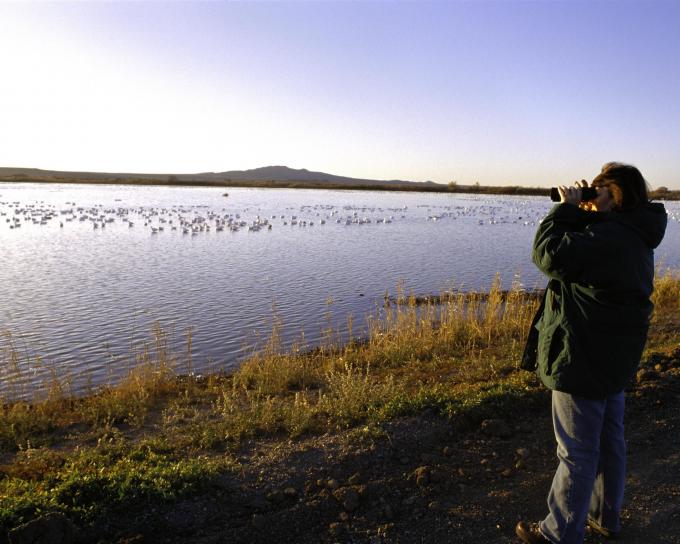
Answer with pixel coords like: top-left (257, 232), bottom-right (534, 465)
top-left (515, 163), bottom-right (668, 543)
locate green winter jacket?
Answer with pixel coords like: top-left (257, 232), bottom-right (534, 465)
top-left (522, 201), bottom-right (667, 398)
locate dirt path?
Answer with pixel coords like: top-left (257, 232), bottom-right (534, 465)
top-left (79, 348), bottom-right (680, 544)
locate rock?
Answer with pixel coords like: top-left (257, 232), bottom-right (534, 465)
top-left (338, 511), bottom-right (350, 522)
top-left (414, 466), bottom-right (430, 487)
top-left (328, 522), bottom-right (345, 537)
top-left (265, 489), bottom-right (284, 503)
top-left (374, 524), bottom-right (392, 542)
top-left (500, 468), bottom-right (513, 478)
top-left (326, 479), bottom-right (340, 491)
top-left (480, 419), bottom-right (512, 439)
top-left (283, 487), bottom-right (297, 498)
top-left (304, 481), bottom-right (317, 495)
top-left (348, 472), bottom-right (362, 485)
top-left (442, 446), bottom-right (453, 457)
top-left (8, 513), bottom-right (76, 544)
top-left (333, 487), bottom-right (361, 512)
top-left (516, 448), bottom-right (530, 460)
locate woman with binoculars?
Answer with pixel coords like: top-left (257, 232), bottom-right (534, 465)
top-left (516, 163), bottom-right (667, 543)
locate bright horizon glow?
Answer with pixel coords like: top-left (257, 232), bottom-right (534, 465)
top-left (1, 1), bottom-right (679, 188)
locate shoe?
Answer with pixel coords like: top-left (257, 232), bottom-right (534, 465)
top-left (587, 517), bottom-right (620, 540)
top-left (515, 521), bottom-right (551, 543)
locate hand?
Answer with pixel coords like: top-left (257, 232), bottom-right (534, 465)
top-left (558, 180), bottom-right (588, 206)
top-left (577, 180), bottom-right (597, 211)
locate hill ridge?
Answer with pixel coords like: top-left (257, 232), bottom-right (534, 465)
top-left (0, 165), bottom-right (441, 188)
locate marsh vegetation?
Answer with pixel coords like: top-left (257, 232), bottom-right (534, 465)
top-left (1, 270), bottom-right (679, 537)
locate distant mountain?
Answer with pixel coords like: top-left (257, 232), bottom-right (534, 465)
top-left (207, 165), bottom-right (440, 187)
top-left (0, 165), bottom-right (444, 188)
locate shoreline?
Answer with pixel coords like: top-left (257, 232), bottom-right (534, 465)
top-left (1, 273), bottom-right (678, 542)
top-left (3, 177), bottom-right (679, 200)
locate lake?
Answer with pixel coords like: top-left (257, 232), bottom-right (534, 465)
top-left (1, 183), bottom-right (678, 397)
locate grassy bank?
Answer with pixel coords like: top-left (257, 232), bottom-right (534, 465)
top-left (1, 271), bottom-right (679, 535)
top-left (3, 176), bottom-right (679, 199)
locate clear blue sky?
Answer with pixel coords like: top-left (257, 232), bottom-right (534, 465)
top-left (1, 1), bottom-right (679, 188)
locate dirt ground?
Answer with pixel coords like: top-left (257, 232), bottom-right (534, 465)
top-left (75, 347), bottom-right (680, 544)
top-left (52, 346), bottom-right (680, 544)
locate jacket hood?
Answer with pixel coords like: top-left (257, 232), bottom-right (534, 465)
top-left (613, 201), bottom-right (667, 249)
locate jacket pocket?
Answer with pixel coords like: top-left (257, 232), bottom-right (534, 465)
top-left (537, 320), bottom-right (567, 376)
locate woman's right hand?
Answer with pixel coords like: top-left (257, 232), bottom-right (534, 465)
top-left (558, 180), bottom-right (588, 206)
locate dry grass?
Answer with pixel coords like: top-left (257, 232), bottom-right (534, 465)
top-left (3, 271), bottom-right (678, 452)
top-left (1, 272), bottom-right (679, 530)
top-left (652, 267), bottom-right (680, 316)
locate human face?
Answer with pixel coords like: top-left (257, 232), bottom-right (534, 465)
top-left (590, 185), bottom-right (614, 212)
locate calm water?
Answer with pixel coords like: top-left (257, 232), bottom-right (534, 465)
top-left (1, 183), bottom-right (678, 396)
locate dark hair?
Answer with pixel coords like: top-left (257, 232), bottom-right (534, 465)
top-left (591, 162), bottom-right (650, 211)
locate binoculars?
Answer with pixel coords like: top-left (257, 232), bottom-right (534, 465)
top-left (550, 187), bottom-right (598, 202)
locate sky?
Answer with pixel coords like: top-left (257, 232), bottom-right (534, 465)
top-left (1, 1), bottom-right (679, 188)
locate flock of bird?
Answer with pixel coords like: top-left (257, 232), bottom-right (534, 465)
top-left (1, 198), bottom-right (677, 235)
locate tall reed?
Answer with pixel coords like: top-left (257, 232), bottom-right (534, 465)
top-left (2, 273), bottom-right (677, 534)
top-left (652, 267), bottom-right (680, 316)
top-left (1, 271), bottom-right (678, 451)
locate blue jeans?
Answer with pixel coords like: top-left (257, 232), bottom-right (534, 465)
top-left (539, 390), bottom-right (626, 543)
